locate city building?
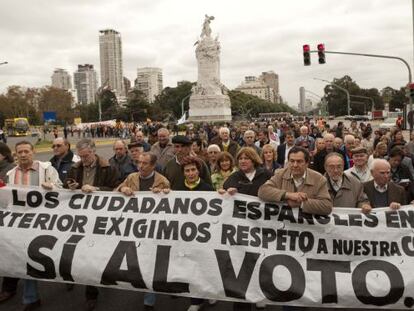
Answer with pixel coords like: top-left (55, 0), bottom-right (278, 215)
top-left (51, 68), bottom-right (72, 90)
top-left (68, 89), bottom-right (78, 108)
top-left (298, 87), bottom-right (306, 113)
top-left (74, 64), bottom-right (98, 105)
top-left (123, 77), bottom-right (131, 96)
top-left (135, 67), bottom-right (163, 102)
top-left (235, 71), bottom-right (280, 104)
top-left (99, 29), bottom-right (124, 98)
top-left (304, 99), bottom-right (313, 113)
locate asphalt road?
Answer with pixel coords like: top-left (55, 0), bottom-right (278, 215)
top-left (1, 279), bottom-right (283, 311)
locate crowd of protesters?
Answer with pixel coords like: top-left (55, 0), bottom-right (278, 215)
top-left (0, 115), bottom-right (413, 311)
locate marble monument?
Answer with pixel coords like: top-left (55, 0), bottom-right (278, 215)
top-left (188, 15), bottom-right (232, 122)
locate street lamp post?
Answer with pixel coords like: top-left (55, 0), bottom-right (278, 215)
top-left (181, 93), bottom-right (192, 117)
top-left (314, 78), bottom-right (351, 115)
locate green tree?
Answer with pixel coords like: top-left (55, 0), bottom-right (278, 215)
top-left (38, 87), bottom-right (74, 123)
top-left (77, 103), bottom-right (99, 122)
top-left (390, 87), bottom-right (406, 111)
top-left (121, 89), bottom-right (150, 122)
top-left (324, 76), bottom-right (360, 116)
top-left (97, 89), bottom-right (118, 120)
top-left (229, 91), bottom-right (296, 119)
top-left (152, 82), bottom-right (194, 119)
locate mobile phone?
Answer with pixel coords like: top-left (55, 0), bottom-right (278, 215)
top-left (66, 178), bottom-right (76, 185)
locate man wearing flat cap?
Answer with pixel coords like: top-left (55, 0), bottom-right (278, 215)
top-left (127, 141), bottom-right (144, 172)
top-left (163, 135), bottom-right (212, 189)
top-left (345, 146), bottom-right (372, 183)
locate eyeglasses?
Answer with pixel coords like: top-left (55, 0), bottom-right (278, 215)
top-left (52, 144), bottom-right (63, 148)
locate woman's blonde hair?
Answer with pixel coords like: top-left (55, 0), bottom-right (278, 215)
top-left (261, 144), bottom-right (276, 162)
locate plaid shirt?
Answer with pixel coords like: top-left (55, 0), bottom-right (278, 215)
top-left (13, 162), bottom-right (40, 186)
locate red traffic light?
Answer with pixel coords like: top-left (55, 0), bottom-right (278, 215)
top-left (317, 43), bottom-right (326, 64)
top-left (303, 44), bottom-right (310, 52)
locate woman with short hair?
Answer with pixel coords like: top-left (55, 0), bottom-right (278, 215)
top-left (221, 147), bottom-right (272, 197)
top-left (211, 152), bottom-right (236, 190)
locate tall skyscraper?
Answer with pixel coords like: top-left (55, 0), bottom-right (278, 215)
top-left (74, 64), bottom-right (98, 105)
top-left (135, 67), bottom-right (163, 102)
top-left (99, 29), bottom-right (123, 98)
top-left (51, 68), bottom-right (72, 90)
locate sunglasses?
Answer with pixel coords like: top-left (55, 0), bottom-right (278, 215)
top-left (52, 144), bottom-right (63, 148)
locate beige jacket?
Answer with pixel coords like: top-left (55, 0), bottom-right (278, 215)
top-left (325, 173), bottom-right (369, 208)
top-left (117, 171), bottom-right (170, 192)
top-left (258, 167), bottom-right (332, 215)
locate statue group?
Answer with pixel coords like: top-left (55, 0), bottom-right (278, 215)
top-left (188, 15), bottom-right (232, 122)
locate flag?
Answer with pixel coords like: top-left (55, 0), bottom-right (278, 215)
top-left (177, 113), bottom-right (186, 125)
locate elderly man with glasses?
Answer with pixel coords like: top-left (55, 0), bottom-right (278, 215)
top-left (49, 137), bottom-right (80, 182)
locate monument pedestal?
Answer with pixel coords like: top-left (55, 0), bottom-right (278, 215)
top-left (188, 94), bottom-right (232, 122)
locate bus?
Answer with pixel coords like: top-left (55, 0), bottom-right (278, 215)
top-left (5, 118), bottom-right (30, 136)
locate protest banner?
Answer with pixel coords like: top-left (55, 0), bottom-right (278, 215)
top-left (0, 185), bottom-right (414, 308)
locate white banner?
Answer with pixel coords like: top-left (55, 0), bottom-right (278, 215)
top-left (1, 186), bottom-right (414, 309)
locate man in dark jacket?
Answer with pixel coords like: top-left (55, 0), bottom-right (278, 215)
top-left (388, 146), bottom-right (414, 201)
top-left (210, 127), bottom-right (240, 159)
top-left (65, 138), bottom-right (119, 311)
top-left (49, 137), bottom-right (79, 182)
top-left (109, 140), bottom-right (136, 184)
top-left (277, 131), bottom-right (295, 167)
top-left (164, 135), bottom-right (212, 190)
top-left (364, 159), bottom-right (406, 210)
top-left (312, 133), bottom-right (347, 174)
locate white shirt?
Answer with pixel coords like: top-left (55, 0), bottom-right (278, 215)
top-left (245, 170), bottom-right (256, 181)
top-left (330, 177), bottom-right (343, 192)
top-left (374, 181), bottom-right (388, 193)
top-left (285, 144), bottom-right (294, 166)
top-left (292, 172), bottom-right (306, 189)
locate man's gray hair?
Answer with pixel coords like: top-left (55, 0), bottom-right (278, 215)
top-left (219, 127), bottom-right (230, 135)
top-left (76, 138), bottom-right (96, 151)
top-left (344, 134), bottom-right (355, 143)
top-left (207, 144), bottom-right (220, 152)
top-left (371, 158), bottom-right (390, 172)
top-left (158, 128), bottom-right (169, 135)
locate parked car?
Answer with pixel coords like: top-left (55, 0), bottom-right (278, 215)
top-left (379, 117), bottom-right (397, 131)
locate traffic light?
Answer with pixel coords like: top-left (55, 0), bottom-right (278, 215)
top-left (409, 83), bottom-right (414, 100)
top-left (317, 43), bottom-right (326, 64)
top-left (303, 44), bottom-right (311, 66)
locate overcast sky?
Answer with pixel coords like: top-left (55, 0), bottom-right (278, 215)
top-left (0, 0), bottom-right (412, 108)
